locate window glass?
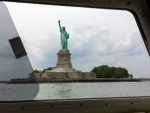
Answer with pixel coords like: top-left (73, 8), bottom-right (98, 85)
top-left (2, 2), bottom-right (150, 100)
top-left (0, 2), bottom-right (39, 101)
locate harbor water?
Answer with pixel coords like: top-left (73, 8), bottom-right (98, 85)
top-left (0, 82), bottom-right (150, 101)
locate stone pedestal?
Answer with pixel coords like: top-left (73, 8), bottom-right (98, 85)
top-left (56, 50), bottom-right (72, 68)
top-left (34, 50), bottom-right (96, 79)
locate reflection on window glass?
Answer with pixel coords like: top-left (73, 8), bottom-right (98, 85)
top-left (0, 2), bottom-right (39, 101)
top-left (2, 2), bottom-right (150, 100)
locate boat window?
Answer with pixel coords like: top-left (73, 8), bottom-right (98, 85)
top-left (1, 1), bottom-right (150, 100)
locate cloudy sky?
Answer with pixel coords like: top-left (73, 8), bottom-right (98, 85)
top-left (2, 2), bottom-right (150, 78)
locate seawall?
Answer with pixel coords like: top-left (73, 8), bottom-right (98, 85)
top-left (7, 78), bottom-right (140, 84)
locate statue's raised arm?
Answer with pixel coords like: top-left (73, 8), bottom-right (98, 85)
top-left (58, 20), bottom-right (61, 30)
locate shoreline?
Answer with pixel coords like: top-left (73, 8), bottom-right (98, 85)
top-left (7, 78), bottom-right (140, 84)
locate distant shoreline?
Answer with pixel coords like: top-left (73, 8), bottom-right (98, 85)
top-left (6, 78), bottom-right (141, 84)
top-left (0, 81), bottom-right (9, 83)
top-left (37, 78), bottom-right (140, 83)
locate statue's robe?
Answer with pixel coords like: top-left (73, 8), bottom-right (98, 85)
top-left (60, 29), bottom-right (69, 50)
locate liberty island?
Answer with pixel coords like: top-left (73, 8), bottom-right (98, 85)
top-left (8, 20), bottom-right (96, 83)
top-left (7, 21), bottom-right (139, 83)
top-left (32, 20), bottom-right (96, 80)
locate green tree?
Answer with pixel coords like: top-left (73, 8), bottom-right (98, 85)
top-left (42, 67), bottom-right (52, 72)
top-left (91, 65), bottom-right (132, 78)
top-left (129, 74), bottom-right (133, 78)
top-left (32, 69), bottom-right (41, 73)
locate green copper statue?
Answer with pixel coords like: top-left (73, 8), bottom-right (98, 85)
top-left (58, 20), bottom-right (69, 50)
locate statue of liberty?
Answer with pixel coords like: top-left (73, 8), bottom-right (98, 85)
top-left (58, 20), bottom-right (69, 50)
